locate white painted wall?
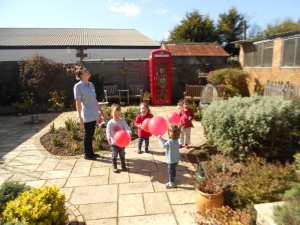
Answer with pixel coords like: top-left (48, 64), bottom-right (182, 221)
top-left (0, 48), bottom-right (157, 62)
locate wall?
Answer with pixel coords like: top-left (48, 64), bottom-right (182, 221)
top-left (0, 59), bottom-right (240, 105)
top-left (0, 48), bottom-right (154, 63)
top-left (240, 39), bottom-right (300, 95)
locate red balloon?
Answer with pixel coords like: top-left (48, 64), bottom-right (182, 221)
top-left (167, 112), bottom-right (180, 125)
top-left (142, 118), bottom-right (151, 132)
top-left (148, 116), bottom-right (168, 136)
top-left (114, 131), bottom-right (131, 147)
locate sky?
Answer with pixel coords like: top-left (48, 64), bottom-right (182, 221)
top-left (1, 0), bottom-right (299, 42)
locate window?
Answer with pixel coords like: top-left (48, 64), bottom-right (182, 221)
top-left (282, 37), bottom-right (300, 67)
top-left (244, 42), bottom-right (273, 67)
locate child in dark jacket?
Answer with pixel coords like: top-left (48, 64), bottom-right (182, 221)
top-left (134, 103), bottom-right (153, 154)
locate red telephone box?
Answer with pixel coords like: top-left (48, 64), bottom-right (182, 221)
top-left (149, 49), bottom-right (172, 105)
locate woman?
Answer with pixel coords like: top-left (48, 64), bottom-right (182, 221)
top-left (73, 65), bottom-right (106, 160)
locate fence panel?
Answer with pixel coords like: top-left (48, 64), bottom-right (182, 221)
top-left (264, 80), bottom-right (300, 100)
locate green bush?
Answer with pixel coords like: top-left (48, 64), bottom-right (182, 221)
top-left (232, 156), bottom-right (299, 216)
top-left (202, 95), bottom-right (300, 160)
top-left (207, 68), bottom-right (250, 99)
top-left (273, 182), bottom-right (300, 225)
top-left (0, 181), bottom-right (30, 214)
top-left (123, 107), bottom-right (140, 135)
top-left (65, 118), bottom-right (77, 131)
top-left (3, 185), bottom-right (68, 225)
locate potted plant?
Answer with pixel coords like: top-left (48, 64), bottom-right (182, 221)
top-left (143, 92), bottom-right (151, 104)
top-left (190, 160), bottom-right (233, 215)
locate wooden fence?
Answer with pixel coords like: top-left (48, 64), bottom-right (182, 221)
top-left (264, 81), bottom-right (300, 100)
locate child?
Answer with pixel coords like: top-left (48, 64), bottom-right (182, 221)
top-left (106, 104), bottom-right (132, 173)
top-left (158, 125), bottom-right (181, 189)
top-left (179, 99), bottom-right (194, 149)
top-left (134, 103), bottom-right (153, 154)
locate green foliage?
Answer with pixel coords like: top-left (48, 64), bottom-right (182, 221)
top-left (168, 9), bottom-right (217, 42)
top-left (252, 18), bottom-right (300, 41)
top-left (197, 150), bottom-right (208, 159)
top-left (18, 53), bottom-right (64, 103)
top-left (95, 126), bottom-right (104, 150)
top-left (2, 185), bottom-right (68, 225)
top-left (202, 95), bottom-right (300, 160)
top-left (48, 91), bottom-right (66, 112)
top-left (123, 107), bottom-right (139, 135)
top-left (190, 101), bottom-right (202, 121)
top-left (49, 122), bottom-right (55, 133)
top-left (65, 118), bottom-right (77, 131)
top-left (294, 152), bottom-right (300, 174)
top-left (70, 125), bottom-right (78, 139)
top-left (207, 68), bottom-right (250, 99)
top-left (0, 181), bottom-right (30, 214)
top-left (217, 7), bottom-right (246, 55)
top-left (232, 156), bottom-right (299, 215)
top-left (89, 73), bottom-right (107, 101)
top-left (273, 182), bottom-right (300, 225)
top-left (51, 134), bottom-right (60, 146)
top-left (12, 92), bottom-right (36, 114)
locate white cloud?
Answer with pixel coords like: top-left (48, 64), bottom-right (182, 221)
top-left (109, 2), bottom-right (141, 16)
top-left (173, 14), bottom-right (182, 21)
top-left (158, 9), bottom-right (168, 14)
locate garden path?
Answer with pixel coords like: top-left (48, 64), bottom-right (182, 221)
top-left (0, 106), bottom-right (207, 224)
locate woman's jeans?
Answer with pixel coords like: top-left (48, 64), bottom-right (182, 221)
top-left (84, 120), bottom-right (96, 157)
top-left (168, 162), bottom-right (178, 183)
top-left (111, 145), bottom-right (125, 165)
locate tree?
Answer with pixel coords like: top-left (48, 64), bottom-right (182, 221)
top-left (168, 9), bottom-right (217, 42)
top-left (18, 53), bottom-right (64, 103)
top-left (217, 7), bottom-right (246, 55)
top-left (252, 18), bottom-right (300, 41)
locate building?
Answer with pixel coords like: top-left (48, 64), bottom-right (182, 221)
top-left (0, 28), bottom-right (160, 63)
top-left (233, 31), bottom-right (300, 94)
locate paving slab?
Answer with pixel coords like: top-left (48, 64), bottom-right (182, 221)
top-left (0, 107), bottom-right (205, 224)
top-left (119, 181), bottom-right (154, 195)
top-left (144, 192), bottom-right (172, 214)
top-left (118, 194), bottom-right (145, 217)
top-left (118, 214), bottom-right (177, 225)
top-left (70, 185), bottom-right (118, 204)
top-left (79, 202), bottom-right (117, 220)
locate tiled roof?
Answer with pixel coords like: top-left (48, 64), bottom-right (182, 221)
top-left (0, 28), bottom-right (160, 47)
top-left (161, 42), bottom-right (229, 56)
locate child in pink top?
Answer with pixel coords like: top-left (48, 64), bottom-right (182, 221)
top-left (134, 103), bottom-right (153, 154)
top-left (179, 99), bottom-right (194, 149)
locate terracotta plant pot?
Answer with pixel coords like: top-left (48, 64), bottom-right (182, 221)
top-left (195, 188), bottom-right (224, 215)
top-left (143, 99), bottom-right (149, 104)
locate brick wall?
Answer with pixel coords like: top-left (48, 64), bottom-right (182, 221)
top-left (240, 39), bottom-right (300, 95)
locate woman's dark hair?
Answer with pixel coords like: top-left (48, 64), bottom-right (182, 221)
top-left (183, 99), bottom-right (190, 104)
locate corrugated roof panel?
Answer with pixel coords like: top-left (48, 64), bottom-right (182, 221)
top-left (162, 42), bottom-right (229, 56)
top-left (0, 28), bottom-right (160, 47)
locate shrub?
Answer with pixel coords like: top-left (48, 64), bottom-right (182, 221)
top-left (18, 53), bottom-right (64, 104)
top-left (202, 95), bottom-right (300, 160)
top-left (65, 118), bottom-right (77, 131)
top-left (3, 185), bottom-right (68, 224)
top-left (49, 122), bottom-right (55, 133)
top-left (273, 182), bottom-right (300, 225)
top-left (51, 134), bottom-right (60, 146)
top-left (123, 107), bottom-right (139, 135)
top-left (232, 156), bottom-right (299, 216)
top-left (207, 68), bottom-right (250, 99)
top-left (0, 181), bottom-right (30, 214)
top-left (48, 91), bottom-right (66, 112)
top-left (94, 126), bottom-right (104, 150)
